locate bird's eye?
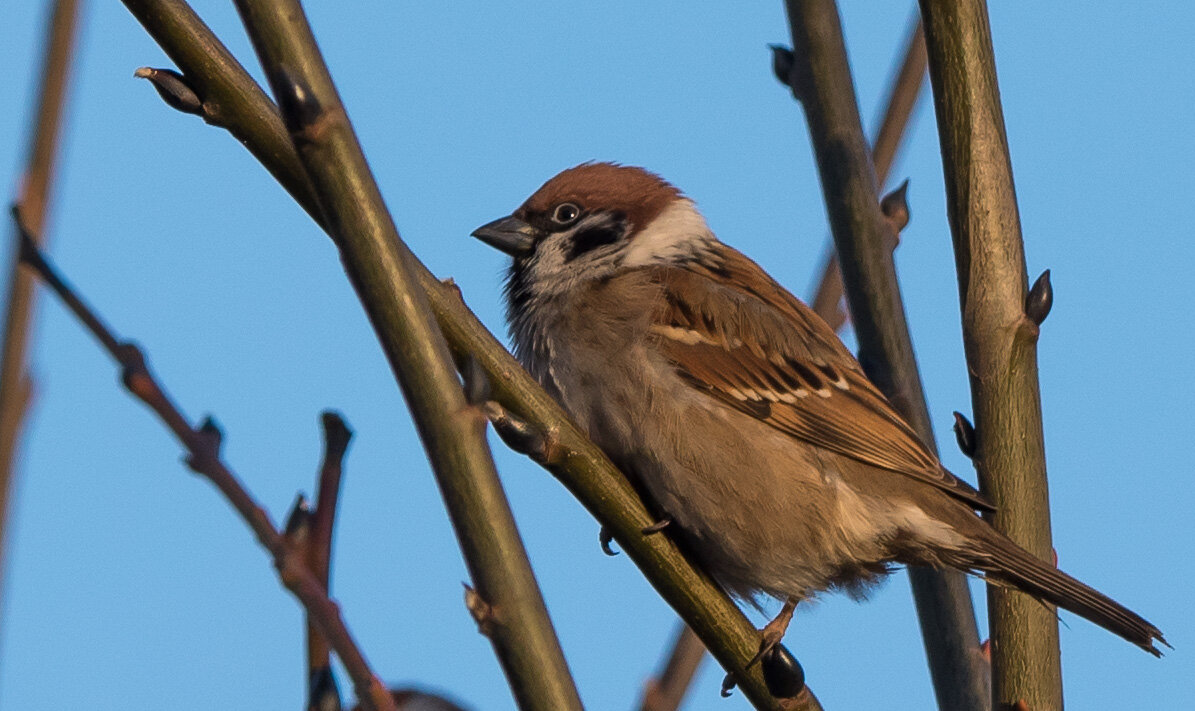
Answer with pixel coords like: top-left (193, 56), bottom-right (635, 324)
top-left (552, 203), bottom-right (581, 225)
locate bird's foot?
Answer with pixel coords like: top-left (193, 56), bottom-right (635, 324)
top-left (748, 597), bottom-right (797, 668)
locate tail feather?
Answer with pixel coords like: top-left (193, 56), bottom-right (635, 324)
top-left (977, 534), bottom-right (1167, 656)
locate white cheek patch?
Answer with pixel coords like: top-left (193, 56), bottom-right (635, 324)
top-left (623, 199), bottom-right (717, 267)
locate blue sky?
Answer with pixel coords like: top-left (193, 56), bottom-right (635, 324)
top-left (1, 2), bottom-right (1192, 709)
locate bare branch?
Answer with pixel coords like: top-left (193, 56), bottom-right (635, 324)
top-left (12, 210), bottom-right (397, 711)
top-left (918, 0), bottom-right (1062, 706)
top-left (119, 2), bottom-right (822, 706)
top-left (228, 1), bottom-right (582, 708)
top-left (0, 0), bottom-right (82, 635)
top-left (780, 2), bottom-right (988, 709)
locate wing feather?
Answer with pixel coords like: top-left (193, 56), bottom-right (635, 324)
top-left (650, 250), bottom-right (994, 511)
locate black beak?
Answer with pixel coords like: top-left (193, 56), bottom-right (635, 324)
top-left (471, 215), bottom-right (541, 257)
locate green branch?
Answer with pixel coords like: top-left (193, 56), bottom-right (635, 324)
top-left (121, 0), bottom-right (821, 708)
top-left (918, 0), bottom-right (1062, 707)
top-left (779, 1), bottom-right (989, 709)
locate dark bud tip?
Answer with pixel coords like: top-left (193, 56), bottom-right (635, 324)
top-left (599, 526), bottom-right (619, 556)
top-left (320, 410), bottom-right (353, 454)
top-left (461, 356), bottom-right (491, 407)
top-left (720, 672), bottom-right (737, 698)
top-left (198, 416), bottom-right (224, 445)
top-left (308, 665), bottom-right (342, 711)
top-left (1025, 269), bottom-right (1053, 326)
top-left (769, 44), bottom-right (794, 87)
top-left (761, 643), bottom-right (805, 699)
top-left (952, 411), bottom-right (976, 458)
top-left (134, 67), bottom-right (203, 116)
top-left (881, 180), bottom-right (911, 233)
top-left (274, 66), bottom-right (323, 134)
top-left (284, 493), bottom-right (312, 539)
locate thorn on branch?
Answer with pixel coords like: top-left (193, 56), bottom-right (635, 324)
top-left (599, 526), bottom-right (619, 556)
top-left (880, 179), bottom-right (911, 234)
top-left (1025, 269), bottom-right (1053, 326)
top-left (463, 583), bottom-right (496, 637)
top-left (769, 44), bottom-right (794, 88)
top-left (952, 411), bottom-right (976, 459)
top-left (760, 643), bottom-right (805, 699)
top-left (134, 66), bottom-right (203, 116)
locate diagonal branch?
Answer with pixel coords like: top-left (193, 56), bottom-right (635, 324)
top-left (227, 1), bottom-right (583, 709)
top-left (12, 208), bottom-right (397, 711)
top-left (779, 1), bottom-right (988, 709)
top-left (917, 0), bottom-right (1062, 707)
top-left (0, 0), bottom-right (82, 635)
top-left (119, 1), bottom-right (821, 708)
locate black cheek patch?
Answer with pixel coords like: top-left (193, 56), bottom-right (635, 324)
top-left (565, 212), bottom-right (627, 262)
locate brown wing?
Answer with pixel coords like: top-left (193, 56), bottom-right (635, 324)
top-left (649, 248), bottom-right (994, 511)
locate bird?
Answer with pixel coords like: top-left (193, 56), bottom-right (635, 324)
top-left (470, 161), bottom-right (1166, 659)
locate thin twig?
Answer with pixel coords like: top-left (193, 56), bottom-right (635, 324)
top-left (11, 209), bottom-right (397, 711)
top-left (780, 2), bottom-right (988, 709)
top-left (0, 0), bottom-right (82, 637)
top-left (807, 12), bottom-right (926, 332)
top-left (918, 0), bottom-right (1062, 707)
top-left (307, 412), bottom-right (351, 670)
top-left (118, 2), bottom-right (821, 706)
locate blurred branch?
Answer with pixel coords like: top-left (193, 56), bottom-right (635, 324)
top-left (228, 1), bottom-right (583, 709)
top-left (639, 624), bottom-right (706, 711)
top-left (779, 1), bottom-right (988, 710)
top-left (917, 0), bottom-right (1062, 707)
top-left (119, 1), bottom-right (821, 707)
top-left (805, 12), bottom-right (926, 332)
top-left (12, 210), bottom-right (397, 711)
top-left (0, 0), bottom-right (82, 641)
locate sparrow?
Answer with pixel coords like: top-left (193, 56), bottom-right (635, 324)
top-left (471, 162), bottom-right (1165, 657)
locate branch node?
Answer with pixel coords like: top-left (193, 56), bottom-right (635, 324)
top-left (880, 179), bottom-right (911, 234)
top-left (761, 643), bottom-right (805, 699)
top-left (463, 583), bottom-right (497, 637)
top-left (952, 411), bottom-right (976, 459)
top-left (599, 526), bottom-right (619, 556)
top-left (439, 277), bottom-right (463, 300)
top-left (185, 416), bottom-right (224, 472)
top-left (1025, 269), bottom-right (1053, 327)
top-left (133, 66), bottom-right (203, 116)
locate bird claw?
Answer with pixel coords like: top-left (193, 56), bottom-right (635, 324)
top-left (748, 597), bottom-right (797, 669)
top-left (640, 517), bottom-right (672, 535)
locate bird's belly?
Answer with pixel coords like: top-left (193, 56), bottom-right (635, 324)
top-left (559, 362), bottom-right (893, 600)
